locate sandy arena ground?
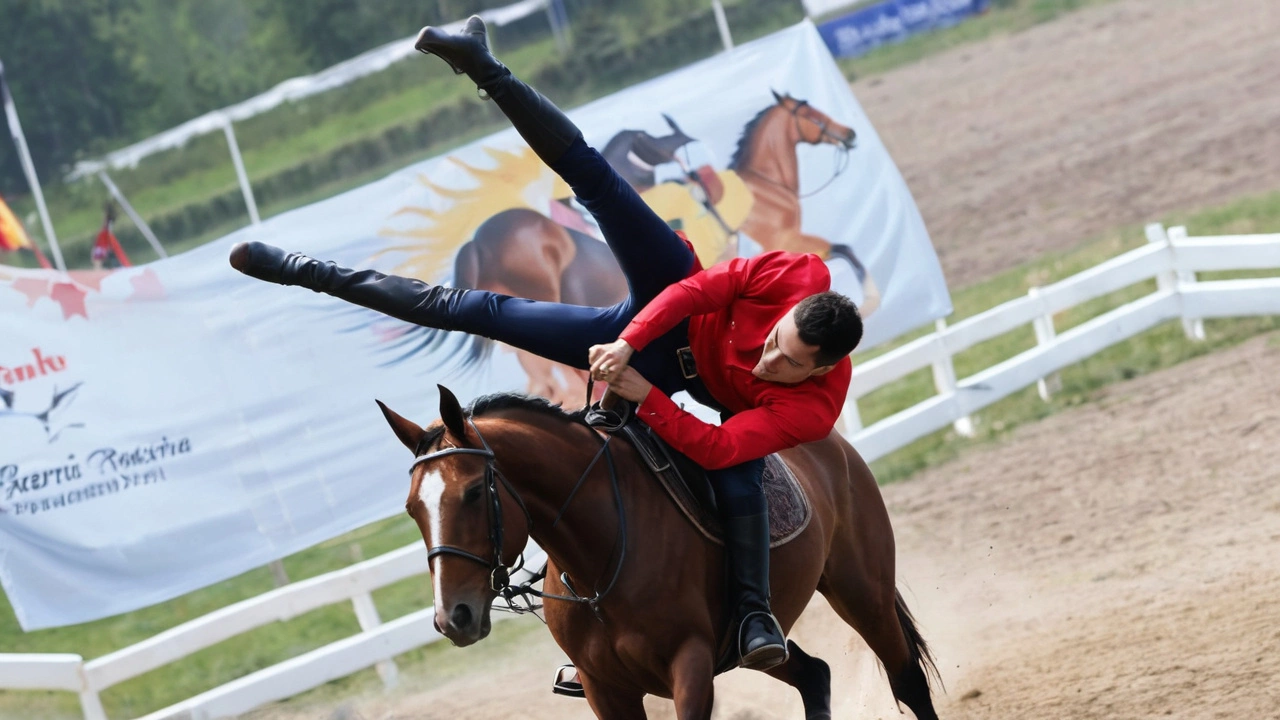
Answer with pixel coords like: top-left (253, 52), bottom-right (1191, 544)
top-left (860, 0), bottom-right (1280, 287)
top-left (248, 0), bottom-right (1280, 717)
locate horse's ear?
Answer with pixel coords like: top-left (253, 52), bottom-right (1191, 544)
top-left (437, 385), bottom-right (468, 440)
top-left (771, 88), bottom-right (783, 103)
top-left (376, 399), bottom-right (425, 453)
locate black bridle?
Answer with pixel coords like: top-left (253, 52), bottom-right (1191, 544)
top-left (410, 414), bottom-right (627, 619)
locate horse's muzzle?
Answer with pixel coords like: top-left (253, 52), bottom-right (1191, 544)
top-left (436, 601), bottom-right (492, 646)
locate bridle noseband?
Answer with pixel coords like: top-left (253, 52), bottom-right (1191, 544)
top-left (413, 418), bottom-right (531, 594)
top-left (409, 413), bottom-right (627, 619)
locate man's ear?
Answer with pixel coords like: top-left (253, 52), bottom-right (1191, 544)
top-left (808, 364), bottom-right (836, 377)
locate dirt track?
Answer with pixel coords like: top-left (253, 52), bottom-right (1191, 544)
top-left (859, 0), bottom-right (1280, 287)
top-left (247, 0), bottom-right (1280, 717)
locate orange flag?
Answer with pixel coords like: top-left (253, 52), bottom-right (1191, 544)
top-left (0, 194), bottom-right (34, 252)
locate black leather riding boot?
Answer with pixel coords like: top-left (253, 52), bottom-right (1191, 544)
top-left (415, 16), bottom-right (581, 166)
top-left (229, 241), bottom-right (469, 330)
top-left (724, 511), bottom-right (789, 670)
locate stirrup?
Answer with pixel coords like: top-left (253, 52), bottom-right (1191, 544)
top-left (551, 664), bottom-right (586, 698)
top-left (738, 610), bottom-right (789, 671)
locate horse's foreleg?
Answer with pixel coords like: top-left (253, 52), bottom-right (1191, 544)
top-left (765, 640), bottom-right (833, 720)
top-left (669, 642), bottom-right (716, 720)
top-left (579, 671), bottom-right (647, 720)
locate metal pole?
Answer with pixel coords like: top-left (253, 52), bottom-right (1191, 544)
top-left (545, 0), bottom-right (569, 53)
top-left (96, 171), bottom-right (167, 259)
top-left (711, 0), bottom-right (734, 52)
top-left (221, 115), bottom-right (261, 225)
top-left (1, 59), bottom-right (66, 271)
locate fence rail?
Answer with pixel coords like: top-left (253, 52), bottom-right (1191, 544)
top-left (4, 225), bottom-right (1278, 720)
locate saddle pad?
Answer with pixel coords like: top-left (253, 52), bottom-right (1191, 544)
top-left (586, 404), bottom-right (812, 548)
top-left (682, 453), bottom-right (811, 548)
top-left (622, 420), bottom-right (811, 548)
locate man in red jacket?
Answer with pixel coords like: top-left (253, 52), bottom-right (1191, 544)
top-left (230, 16), bottom-right (862, 675)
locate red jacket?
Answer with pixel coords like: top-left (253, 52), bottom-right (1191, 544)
top-left (620, 251), bottom-right (852, 469)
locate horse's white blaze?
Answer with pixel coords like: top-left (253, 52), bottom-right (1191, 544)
top-left (419, 469), bottom-right (448, 602)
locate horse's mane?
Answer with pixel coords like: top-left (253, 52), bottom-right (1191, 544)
top-left (729, 103), bottom-right (780, 171)
top-left (419, 392), bottom-right (588, 454)
top-left (469, 392), bottom-right (589, 424)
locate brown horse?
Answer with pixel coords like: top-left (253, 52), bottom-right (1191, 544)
top-left (399, 93), bottom-right (877, 404)
top-left (378, 388), bottom-right (939, 719)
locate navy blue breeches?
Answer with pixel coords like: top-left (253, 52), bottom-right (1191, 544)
top-left (400, 138), bottom-right (766, 515)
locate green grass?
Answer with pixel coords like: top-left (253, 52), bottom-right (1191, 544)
top-left (837, 0), bottom-right (1123, 79)
top-left (0, 515), bottom-right (428, 720)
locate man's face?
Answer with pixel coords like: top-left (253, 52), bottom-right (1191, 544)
top-left (752, 307), bottom-right (835, 384)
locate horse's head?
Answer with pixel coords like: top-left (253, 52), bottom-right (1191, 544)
top-left (771, 90), bottom-right (856, 151)
top-left (378, 386), bottom-right (531, 647)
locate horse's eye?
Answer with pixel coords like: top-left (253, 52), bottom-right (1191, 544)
top-left (462, 483), bottom-right (484, 505)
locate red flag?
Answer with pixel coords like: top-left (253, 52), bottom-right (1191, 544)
top-left (92, 205), bottom-right (132, 268)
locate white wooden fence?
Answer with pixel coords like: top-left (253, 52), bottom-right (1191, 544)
top-left (3, 225), bottom-right (1278, 720)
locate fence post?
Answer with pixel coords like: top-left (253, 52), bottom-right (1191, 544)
top-left (841, 395), bottom-right (863, 436)
top-left (930, 319), bottom-right (974, 437)
top-left (1167, 225), bottom-right (1206, 341)
top-left (1027, 287), bottom-right (1061, 401)
top-left (351, 593), bottom-right (399, 690)
top-left (78, 662), bottom-right (107, 720)
top-left (221, 115), bottom-right (261, 226)
top-left (711, 0), bottom-right (734, 52)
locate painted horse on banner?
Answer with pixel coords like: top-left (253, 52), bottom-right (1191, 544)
top-left (378, 388), bottom-right (939, 720)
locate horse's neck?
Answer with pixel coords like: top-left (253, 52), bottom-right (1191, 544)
top-left (494, 419), bottom-right (626, 585)
top-left (741, 111), bottom-right (801, 192)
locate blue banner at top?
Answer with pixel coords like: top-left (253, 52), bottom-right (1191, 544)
top-left (817, 0), bottom-right (990, 59)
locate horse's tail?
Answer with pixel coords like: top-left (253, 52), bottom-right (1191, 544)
top-left (894, 589), bottom-right (943, 700)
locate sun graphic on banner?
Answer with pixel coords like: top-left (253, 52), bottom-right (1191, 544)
top-left (371, 145), bottom-right (574, 282)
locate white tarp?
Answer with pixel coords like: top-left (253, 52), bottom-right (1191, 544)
top-left (0, 20), bottom-right (949, 629)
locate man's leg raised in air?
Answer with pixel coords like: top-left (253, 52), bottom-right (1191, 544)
top-left (229, 242), bottom-right (628, 370)
top-left (415, 16), bottom-right (695, 305)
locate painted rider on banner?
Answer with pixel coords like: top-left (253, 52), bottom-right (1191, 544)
top-left (229, 16), bottom-right (868, 698)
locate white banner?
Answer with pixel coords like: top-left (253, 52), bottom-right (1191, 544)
top-left (0, 21), bottom-right (948, 630)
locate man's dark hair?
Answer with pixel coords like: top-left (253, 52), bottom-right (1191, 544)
top-left (794, 291), bottom-right (863, 366)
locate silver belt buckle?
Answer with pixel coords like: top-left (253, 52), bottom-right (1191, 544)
top-left (676, 346), bottom-right (698, 379)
